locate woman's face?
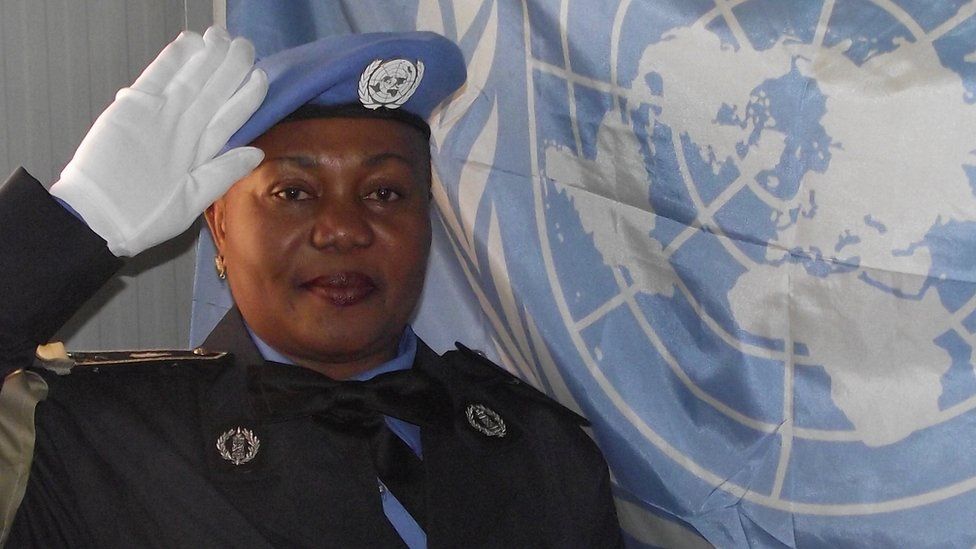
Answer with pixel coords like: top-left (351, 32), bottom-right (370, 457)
top-left (206, 117), bottom-right (432, 378)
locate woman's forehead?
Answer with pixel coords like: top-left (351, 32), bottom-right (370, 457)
top-left (252, 118), bottom-right (429, 159)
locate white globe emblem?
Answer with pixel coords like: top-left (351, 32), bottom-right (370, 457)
top-left (358, 58), bottom-right (425, 110)
top-left (534, 0), bottom-right (976, 517)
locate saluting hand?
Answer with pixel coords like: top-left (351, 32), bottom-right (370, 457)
top-left (50, 26), bottom-right (268, 257)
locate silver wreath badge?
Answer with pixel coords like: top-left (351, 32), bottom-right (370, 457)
top-left (216, 426), bottom-right (261, 466)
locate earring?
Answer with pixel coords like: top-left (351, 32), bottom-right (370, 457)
top-left (214, 255), bottom-right (227, 280)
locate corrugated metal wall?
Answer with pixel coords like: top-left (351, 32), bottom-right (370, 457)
top-left (0, 0), bottom-right (213, 350)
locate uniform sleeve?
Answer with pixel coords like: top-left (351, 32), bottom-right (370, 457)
top-left (0, 168), bottom-right (122, 382)
top-left (583, 441), bottom-right (625, 547)
top-left (4, 404), bottom-right (91, 547)
top-left (550, 425), bottom-right (625, 547)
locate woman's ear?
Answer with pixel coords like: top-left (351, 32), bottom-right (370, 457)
top-left (204, 200), bottom-right (226, 252)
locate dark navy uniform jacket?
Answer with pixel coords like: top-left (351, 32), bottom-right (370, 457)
top-left (0, 169), bottom-right (622, 548)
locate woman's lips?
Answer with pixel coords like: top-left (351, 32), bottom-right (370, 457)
top-left (301, 271), bottom-right (377, 307)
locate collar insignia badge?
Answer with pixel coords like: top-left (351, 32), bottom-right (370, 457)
top-left (465, 403), bottom-right (507, 438)
top-left (358, 58), bottom-right (424, 110)
top-left (216, 426), bottom-right (260, 466)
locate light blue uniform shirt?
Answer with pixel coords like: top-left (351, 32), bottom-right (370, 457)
top-left (248, 325), bottom-right (427, 549)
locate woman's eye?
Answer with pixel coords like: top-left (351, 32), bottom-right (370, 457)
top-left (273, 187), bottom-right (314, 201)
top-left (365, 187), bottom-right (402, 202)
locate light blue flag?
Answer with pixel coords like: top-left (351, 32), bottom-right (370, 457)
top-left (194, 1), bottom-right (976, 546)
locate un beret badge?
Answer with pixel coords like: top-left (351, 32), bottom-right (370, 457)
top-left (358, 58), bottom-right (424, 110)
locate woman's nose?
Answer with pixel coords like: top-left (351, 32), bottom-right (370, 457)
top-left (310, 199), bottom-right (374, 251)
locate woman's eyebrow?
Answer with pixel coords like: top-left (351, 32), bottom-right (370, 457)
top-left (266, 152), bottom-right (415, 168)
top-left (268, 155), bottom-right (319, 168)
top-left (361, 151), bottom-right (415, 168)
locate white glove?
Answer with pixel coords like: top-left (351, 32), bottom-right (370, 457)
top-left (51, 26), bottom-right (268, 257)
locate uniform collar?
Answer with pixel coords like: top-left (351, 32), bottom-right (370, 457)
top-left (198, 307), bottom-right (407, 545)
top-left (199, 308), bottom-right (525, 545)
top-left (198, 308), bottom-right (429, 477)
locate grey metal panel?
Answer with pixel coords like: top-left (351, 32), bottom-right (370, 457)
top-left (45, 0), bottom-right (94, 191)
top-left (0, 0), bottom-right (213, 351)
top-left (2, 1), bottom-right (43, 181)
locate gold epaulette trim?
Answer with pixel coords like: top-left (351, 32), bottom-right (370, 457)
top-left (68, 348), bottom-right (228, 366)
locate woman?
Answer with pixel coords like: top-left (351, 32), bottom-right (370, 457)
top-left (0, 27), bottom-right (621, 547)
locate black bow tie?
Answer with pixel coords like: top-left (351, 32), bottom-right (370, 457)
top-left (251, 361), bottom-right (451, 430)
top-left (250, 361), bottom-right (439, 526)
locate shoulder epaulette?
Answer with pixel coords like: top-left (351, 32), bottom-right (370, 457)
top-left (69, 348), bottom-right (227, 366)
top-left (450, 342), bottom-right (590, 426)
top-left (32, 342), bottom-right (227, 375)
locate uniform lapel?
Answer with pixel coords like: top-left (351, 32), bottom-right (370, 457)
top-left (199, 307), bottom-right (273, 484)
top-left (413, 342), bottom-right (523, 547)
top-left (198, 308), bottom-right (406, 548)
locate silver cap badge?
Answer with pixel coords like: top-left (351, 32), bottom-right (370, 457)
top-left (358, 58), bottom-right (424, 110)
top-left (216, 426), bottom-right (260, 466)
top-left (465, 403), bottom-right (507, 438)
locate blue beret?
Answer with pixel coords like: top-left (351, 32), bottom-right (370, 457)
top-left (226, 31), bottom-right (466, 149)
